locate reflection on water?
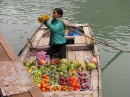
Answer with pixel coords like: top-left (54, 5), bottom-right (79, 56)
top-left (101, 51), bottom-right (123, 72)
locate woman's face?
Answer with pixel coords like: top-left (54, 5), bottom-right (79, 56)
top-left (52, 10), bottom-right (61, 18)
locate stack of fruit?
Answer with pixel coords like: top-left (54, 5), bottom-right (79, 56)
top-left (32, 70), bottom-right (42, 84)
top-left (78, 71), bottom-right (89, 77)
top-left (39, 74), bottom-right (51, 92)
top-left (39, 66), bottom-right (51, 75)
top-left (50, 71), bottom-right (59, 85)
top-left (85, 56), bottom-right (98, 71)
top-left (53, 58), bottom-right (62, 66)
top-left (78, 71), bottom-right (90, 86)
top-left (61, 85), bottom-right (70, 91)
top-left (69, 69), bottom-right (78, 77)
top-left (59, 70), bottom-right (69, 77)
top-left (50, 85), bottom-right (61, 91)
top-left (24, 60), bottom-right (38, 73)
top-left (69, 77), bottom-right (80, 91)
top-left (58, 77), bottom-right (69, 85)
top-left (81, 83), bottom-right (92, 91)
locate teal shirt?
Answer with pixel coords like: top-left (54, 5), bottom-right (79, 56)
top-left (45, 18), bottom-right (66, 45)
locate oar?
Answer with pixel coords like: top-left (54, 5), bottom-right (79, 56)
top-left (68, 27), bottom-right (130, 52)
top-left (18, 22), bottom-right (45, 56)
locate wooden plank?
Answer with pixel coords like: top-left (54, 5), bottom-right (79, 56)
top-left (70, 23), bottom-right (89, 27)
top-left (30, 89), bottom-right (43, 97)
top-left (38, 37), bottom-right (50, 46)
top-left (0, 61), bottom-right (38, 96)
top-left (42, 91), bottom-right (93, 97)
top-left (0, 43), bottom-right (10, 61)
top-left (91, 70), bottom-right (98, 97)
top-left (0, 33), bottom-right (19, 61)
top-left (12, 92), bottom-right (32, 97)
top-left (67, 50), bottom-right (76, 63)
top-left (99, 90), bottom-right (102, 97)
top-left (75, 36), bottom-right (86, 44)
top-left (32, 30), bottom-right (44, 48)
top-left (75, 51), bottom-right (87, 63)
top-left (20, 45), bottom-right (30, 63)
top-left (83, 27), bottom-right (92, 44)
top-left (35, 44), bottom-right (93, 51)
top-left (93, 42), bottom-right (102, 97)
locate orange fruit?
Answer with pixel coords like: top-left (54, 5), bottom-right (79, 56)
top-left (39, 59), bottom-right (46, 65)
top-left (41, 87), bottom-right (46, 92)
top-left (42, 74), bottom-right (47, 78)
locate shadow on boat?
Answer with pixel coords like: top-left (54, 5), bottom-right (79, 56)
top-left (101, 51), bottom-right (123, 72)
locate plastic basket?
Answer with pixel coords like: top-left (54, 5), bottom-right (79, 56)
top-left (30, 51), bottom-right (37, 56)
top-left (84, 55), bottom-right (92, 64)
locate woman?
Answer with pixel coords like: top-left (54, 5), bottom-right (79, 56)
top-left (44, 8), bottom-right (66, 59)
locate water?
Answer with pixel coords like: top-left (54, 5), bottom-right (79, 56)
top-left (0, 0), bottom-right (130, 97)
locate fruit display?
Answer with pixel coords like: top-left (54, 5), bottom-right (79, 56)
top-left (23, 55), bottom-right (95, 92)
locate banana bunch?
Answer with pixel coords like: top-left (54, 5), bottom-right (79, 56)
top-left (37, 14), bottom-right (50, 23)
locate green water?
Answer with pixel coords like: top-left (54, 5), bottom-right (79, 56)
top-left (0, 0), bottom-right (130, 97)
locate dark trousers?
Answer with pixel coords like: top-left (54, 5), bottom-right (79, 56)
top-left (47, 43), bottom-right (66, 59)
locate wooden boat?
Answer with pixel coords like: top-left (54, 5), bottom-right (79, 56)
top-left (0, 33), bottom-right (43, 97)
top-left (0, 22), bottom-right (102, 97)
top-left (19, 23), bottom-right (102, 97)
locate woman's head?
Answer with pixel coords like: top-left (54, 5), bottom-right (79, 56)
top-left (52, 8), bottom-right (63, 18)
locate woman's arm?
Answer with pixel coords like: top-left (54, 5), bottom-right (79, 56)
top-left (45, 21), bottom-right (64, 32)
